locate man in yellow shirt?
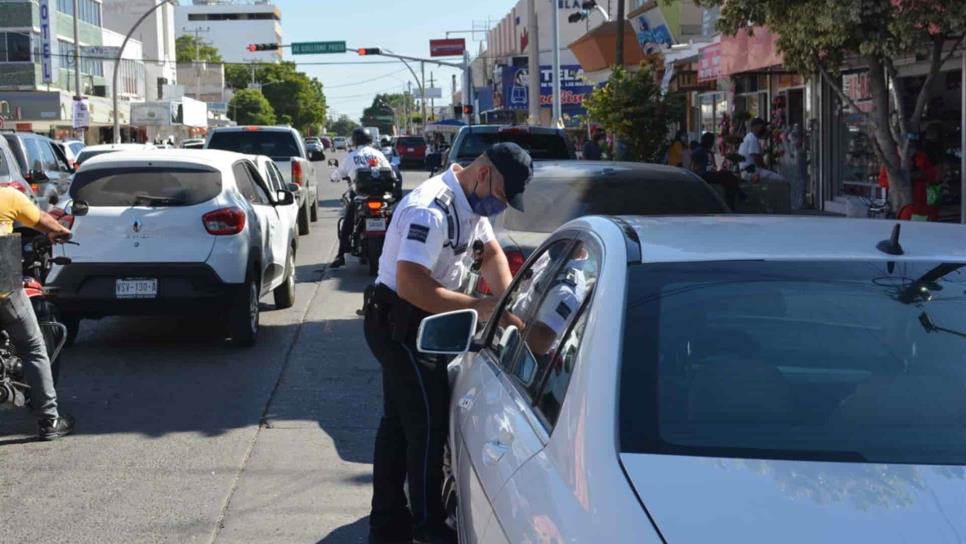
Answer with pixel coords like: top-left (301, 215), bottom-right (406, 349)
top-left (0, 186), bottom-right (74, 440)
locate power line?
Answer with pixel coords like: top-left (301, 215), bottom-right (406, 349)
top-left (326, 83), bottom-right (410, 101)
top-left (33, 51), bottom-right (404, 66)
top-left (323, 68), bottom-right (410, 89)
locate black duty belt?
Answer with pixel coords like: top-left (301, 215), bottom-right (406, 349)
top-left (366, 283), bottom-right (431, 343)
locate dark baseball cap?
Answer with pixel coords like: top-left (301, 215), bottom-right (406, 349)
top-left (485, 142), bottom-right (533, 212)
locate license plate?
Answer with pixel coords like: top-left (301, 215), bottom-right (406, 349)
top-left (407, 147), bottom-right (415, 152)
top-left (366, 218), bottom-right (387, 232)
top-left (115, 278), bottom-right (158, 299)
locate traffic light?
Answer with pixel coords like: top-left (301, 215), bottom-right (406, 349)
top-left (357, 48), bottom-right (382, 56)
top-left (248, 43), bottom-right (279, 52)
top-left (453, 104), bottom-right (463, 117)
top-left (462, 104), bottom-right (474, 115)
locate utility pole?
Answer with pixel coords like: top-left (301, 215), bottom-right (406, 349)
top-left (72, 0), bottom-right (83, 139)
top-left (407, 81), bottom-right (413, 133)
top-left (429, 72), bottom-right (435, 122)
top-left (551, 0), bottom-right (562, 127)
top-left (421, 62), bottom-right (427, 132)
top-left (183, 26), bottom-right (210, 101)
top-left (527, 0), bottom-right (540, 126)
top-left (616, 0), bottom-right (626, 68)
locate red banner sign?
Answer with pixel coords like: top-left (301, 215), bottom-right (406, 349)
top-left (430, 38), bottom-right (466, 57)
top-left (698, 43), bottom-right (722, 82)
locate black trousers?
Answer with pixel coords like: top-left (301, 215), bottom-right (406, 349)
top-left (364, 295), bottom-right (449, 540)
top-left (338, 191), bottom-right (356, 256)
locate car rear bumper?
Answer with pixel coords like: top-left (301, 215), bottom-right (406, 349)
top-left (47, 262), bottom-right (240, 317)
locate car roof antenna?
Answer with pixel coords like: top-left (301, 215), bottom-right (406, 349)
top-left (877, 223), bottom-right (904, 257)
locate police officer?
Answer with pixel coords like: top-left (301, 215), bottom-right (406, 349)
top-left (364, 142), bottom-right (532, 544)
top-left (330, 127), bottom-right (392, 268)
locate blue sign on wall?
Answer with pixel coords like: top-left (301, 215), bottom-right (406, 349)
top-left (498, 59), bottom-right (595, 112)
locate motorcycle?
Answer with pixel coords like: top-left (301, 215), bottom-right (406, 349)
top-left (329, 159), bottom-right (399, 276)
top-left (0, 228), bottom-right (74, 409)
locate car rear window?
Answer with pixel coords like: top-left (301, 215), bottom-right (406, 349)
top-left (70, 166), bottom-right (222, 207)
top-left (503, 175), bottom-right (728, 233)
top-left (207, 131), bottom-right (301, 161)
top-left (457, 131), bottom-right (571, 161)
top-left (75, 149), bottom-right (119, 165)
top-left (620, 260), bottom-right (966, 465)
top-left (397, 137), bottom-right (426, 147)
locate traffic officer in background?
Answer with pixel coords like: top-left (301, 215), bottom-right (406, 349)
top-left (330, 127), bottom-right (392, 268)
top-left (364, 143), bottom-right (532, 544)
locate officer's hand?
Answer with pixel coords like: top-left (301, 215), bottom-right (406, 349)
top-left (471, 296), bottom-right (498, 322)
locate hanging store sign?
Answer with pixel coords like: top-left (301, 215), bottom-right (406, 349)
top-left (698, 43), bottom-right (722, 82)
top-left (72, 98), bottom-right (90, 129)
top-left (498, 59), bottom-right (594, 111)
top-left (39, 0), bottom-right (57, 84)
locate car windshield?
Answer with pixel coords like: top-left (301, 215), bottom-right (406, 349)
top-left (503, 176), bottom-right (728, 233)
top-left (457, 131), bottom-right (570, 160)
top-left (70, 166), bottom-right (222, 207)
top-left (207, 131), bottom-right (300, 161)
top-left (620, 260), bottom-right (966, 465)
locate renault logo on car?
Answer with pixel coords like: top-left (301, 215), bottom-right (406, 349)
top-left (132, 219), bottom-right (143, 233)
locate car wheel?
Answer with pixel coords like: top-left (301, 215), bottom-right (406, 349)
top-left (310, 196), bottom-right (319, 222)
top-left (273, 250), bottom-right (296, 309)
top-left (229, 275), bottom-right (259, 348)
top-left (61, 314), bottom-right (80, 346)
top-left (366, 237), bottom-right (383, 277)
top-left (297, 203), bottom-right (310, 235)
top-left (442, 442), bottom-right (459, 533)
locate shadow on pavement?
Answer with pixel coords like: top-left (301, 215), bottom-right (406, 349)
top-left (317, 516), bottom-right (369, 544)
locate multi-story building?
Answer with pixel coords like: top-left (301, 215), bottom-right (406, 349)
top-left (102, 0), bottom-right (178, 102)
top-left (174, 0), bottom-right (282, 64)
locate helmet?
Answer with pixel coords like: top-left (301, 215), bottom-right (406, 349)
top-left (351, 128), bottom-right (372, 147)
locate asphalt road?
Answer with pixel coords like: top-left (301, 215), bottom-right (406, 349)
top-left (0, 155), bottom-right (434, 544)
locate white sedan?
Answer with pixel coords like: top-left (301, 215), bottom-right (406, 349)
top-left (420, 215), bottom-right (966, 543)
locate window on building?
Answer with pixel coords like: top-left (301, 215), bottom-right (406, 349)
top-left (4, 32), bottom-right (34, 63)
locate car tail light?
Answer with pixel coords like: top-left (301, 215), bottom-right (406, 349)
top-left (366, 199), bottom-right (384, 212)
top-left (292, 161), bottom-right (305, 186)
top-left (0, 181), bottom-right (31, 195)
top-left (499, 126), bottom-right (531, 134)
top-left (203, 208), bottom-right (246, 235)
top-left (476, 249), bottom-right (526, 296)
top-left (243, 126), bottom-right (260, 132)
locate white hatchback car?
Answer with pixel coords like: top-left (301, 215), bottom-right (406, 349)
top-left (420, 215), bottom-right (966, 543)
top-left (48, 150), bottom-right (298, 346)
top-left (249, 154), bottom-right (302, 241)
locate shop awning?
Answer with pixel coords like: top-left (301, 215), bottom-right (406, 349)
top-left (721, 26), bottom-right (783, 76)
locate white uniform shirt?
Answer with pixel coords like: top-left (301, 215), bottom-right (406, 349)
top-left (738, 132), bottom-right (762, 172)
top-left (330, 145), bottom-right (391, 182)
top-left (377, 165), bottom-right (495, 292)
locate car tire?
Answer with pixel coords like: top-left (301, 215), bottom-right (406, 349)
top-left (297, 203), bottom-right (310, 235)
top-left (61, 314), bottom-right (80, 346)
top-left (229, 275), bottom-right (260, 348)
top-left (310, 195), bottom-right (319, 222)
top-left (442, 442), bottom-right (459, 533)
top-left (366, 237), bottom-right (383, 277)
top-left (273, 250), bottom-right (296, 309)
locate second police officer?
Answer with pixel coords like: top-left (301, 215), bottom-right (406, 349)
top-left (364, 142), bottom-right (533, 544)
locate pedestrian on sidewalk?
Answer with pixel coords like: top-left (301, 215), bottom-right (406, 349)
top-left (582, 130), bottom-right (605, 161)
top-left (362, 143), bottom-right (532, 544)
top-left (739, 118), bottom-right (786, 184)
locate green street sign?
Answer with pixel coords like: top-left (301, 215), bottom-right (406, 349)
top-left (291, 41), bottom-right (346, 55)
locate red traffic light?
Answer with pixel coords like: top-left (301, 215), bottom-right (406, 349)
top-left (357, 48), bottom-right (382, 56)
top-left (462, 104), bottom-right (474, 115)
top-left (248, 43), bottom-right (278, 52)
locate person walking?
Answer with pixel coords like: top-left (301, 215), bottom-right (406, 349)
top-left (738, 118), bottom-right (786, 184)
top-left (582, 131), bottom-right (604, 161)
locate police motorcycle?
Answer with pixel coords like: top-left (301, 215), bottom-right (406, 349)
top-left (0, 223), bottom-right (75, 408)
top-left (329, 158), bottom-right (400, 276)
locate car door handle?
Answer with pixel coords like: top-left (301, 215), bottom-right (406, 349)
top-left (457, 392), bottom-right (476, 411)
top-left (482, 441), bottom-right (509, 466)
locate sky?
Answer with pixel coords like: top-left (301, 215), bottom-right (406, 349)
top-left (269, 0), bottom-right (518, 122)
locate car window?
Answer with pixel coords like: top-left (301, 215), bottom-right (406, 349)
top-left (0, 146), bottom-right (10, 177)
top-left (263, 162), bottom-right (283, 192)
top-left (397, 137), bottom-right (426, 147)
top-left (511, 241), bottom-right (599, 397)
top-left (487, 239), bottom-right (573, 370)
top-left (245, 162), bottom-right (272, 204)
top-left (208, 131), bottom-right (301, 161)
top-left (23, 137), bottom-right (48, 172)
top-left (2, 135), bottom-right (27, 172)
top-left (535, 309), bottom-right (590, 428)
top-left (232, 163), bottom-right (269, 205)
top-left (36, 139), bottom-right (59, 171)
top-left (70, 166), bottom-right (222, 207)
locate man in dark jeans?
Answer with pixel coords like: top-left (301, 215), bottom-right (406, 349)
top-left (691, 132), bottom-right (745, 210)
top-left (582, 130), bottom-right (604, 161)
top-left (0, 186), bottom-right (74, 440)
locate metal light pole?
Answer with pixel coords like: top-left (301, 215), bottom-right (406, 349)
top-left (961, 51), bottom-right (965, 224)
top-left (551, 0), bottom-right (562, 127)
top-left (615, 0), bottom-right (626, 67)
top-left (528, 0), bottom-right (541, 126)
top-left (72, 0), bottom-right (83, 140)
top-left (113, 0), bottom-right (174, 144)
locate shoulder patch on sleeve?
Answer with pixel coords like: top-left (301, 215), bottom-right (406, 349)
top-left (407, 224), bottom-right (431, 243)
top-left (555, 301), bottom-right (573, 320)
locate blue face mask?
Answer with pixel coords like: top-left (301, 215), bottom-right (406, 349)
top-left (467, 172), bottom-right (508, 217)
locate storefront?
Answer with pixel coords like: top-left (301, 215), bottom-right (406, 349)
top-left (0, 91), bottom-right (131, 143)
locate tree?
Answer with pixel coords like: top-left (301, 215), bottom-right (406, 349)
top-left (361, 94), bottom-right (399, 134)
top-left (228, 89), bottom-right (276, 126)
top-left (695, 0), bottom-right (966, 208)
top-left (224, 62), bottom-right (327, 135)
top-left (327, 114), bottom-right (360, 136)
top-left (583, 65), bottom-right (685, 162)
top-left (175, 35), bottom-right (223, 63)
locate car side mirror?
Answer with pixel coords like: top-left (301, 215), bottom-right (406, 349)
top-left (417, 309), bottom-right (479, 355)
top-left (275, 190), bottom-right (295, 206)
top-left (287, 183), bottom-right (300, 193)
top-left (67, 199), bottom-right (89, 217)
top-left (328, 159), bottom-right (339, 168)
top-left (31, 169), bottom-right (49, 182)
top-left (310, 150), bottom-right (325, 161)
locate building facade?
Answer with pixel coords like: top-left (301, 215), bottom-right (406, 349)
top-left (174, 0), bottom-right (282, 64)
top-left (102, 0), bottom-right (178, 102)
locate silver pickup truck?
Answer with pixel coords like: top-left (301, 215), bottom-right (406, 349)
top-left (206, 126), bottom-right (322, 235)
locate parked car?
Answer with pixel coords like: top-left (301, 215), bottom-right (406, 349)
top-left (206, 126), bottom-right (320, 236)
top-left (435, 125), bottom-right (575, 171)
top-left (0, 135), bottom-right (36, 206)
top-left (181, 138), bottom-right (206, 149)
top-left (320, 136), bottom-right (332, 150)
top-left (2, 131), bottom-right (74, 209)
top-left (421, 215), bottom-right (966, 544)
top-left (47, 150), bottom-right (297, 347)
top-left (394, 135), bottom-right (427, 168)
top-left (463, 161), bottom-right (729, 295)
top-left (75, 143), bottom-right (156, 167)
top-left (304, 137), bottom-right (324, 154)
top-left (56, 139), bottom-right (84, 170)
top-left (62, 139), bottom-right (85, 158)
top-left (333, 137), bottom-right (348, 151)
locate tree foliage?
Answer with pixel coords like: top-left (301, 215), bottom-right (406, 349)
top-left (361, 94), bottom-right (400, 134)
top-left (224, 62), bottom-right (327, 134)
top-left (175, 35), bottom-right (223, 63)
top-left (228, 89), bottom-right (276, 126)
top-left (326, 114), bottom-right (360, 136)
top-left (583, 65), bottom-right (685, 162)
top-left (694, 0), bottom-right (966, 207)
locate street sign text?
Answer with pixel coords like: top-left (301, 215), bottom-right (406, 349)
top-left (291, 41), bottom-right (346, 55)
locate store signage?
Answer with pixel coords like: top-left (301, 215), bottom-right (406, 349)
top-left (131, 102), bottom-right (176, 126)
top-left (843, 72), bottom-right (872, 102)
top-left (430, 39), bottom-right (466, 57)
top-left (39, 0), bottom-right (56, 84)
top-left (498, 60), bottom-right (594, 111)
top-left (419, 87), bottom-right (443, 100)
top-left (209, 102), bottom-right (228, 114)
top-left (72, 99), bottom-right (90, 129)
top-left (698, 43), bottom-right (722, 82)
top-left (81, 46), bottom-right (122, 59)
top-left (630, 9), bottom-right (675, 55)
